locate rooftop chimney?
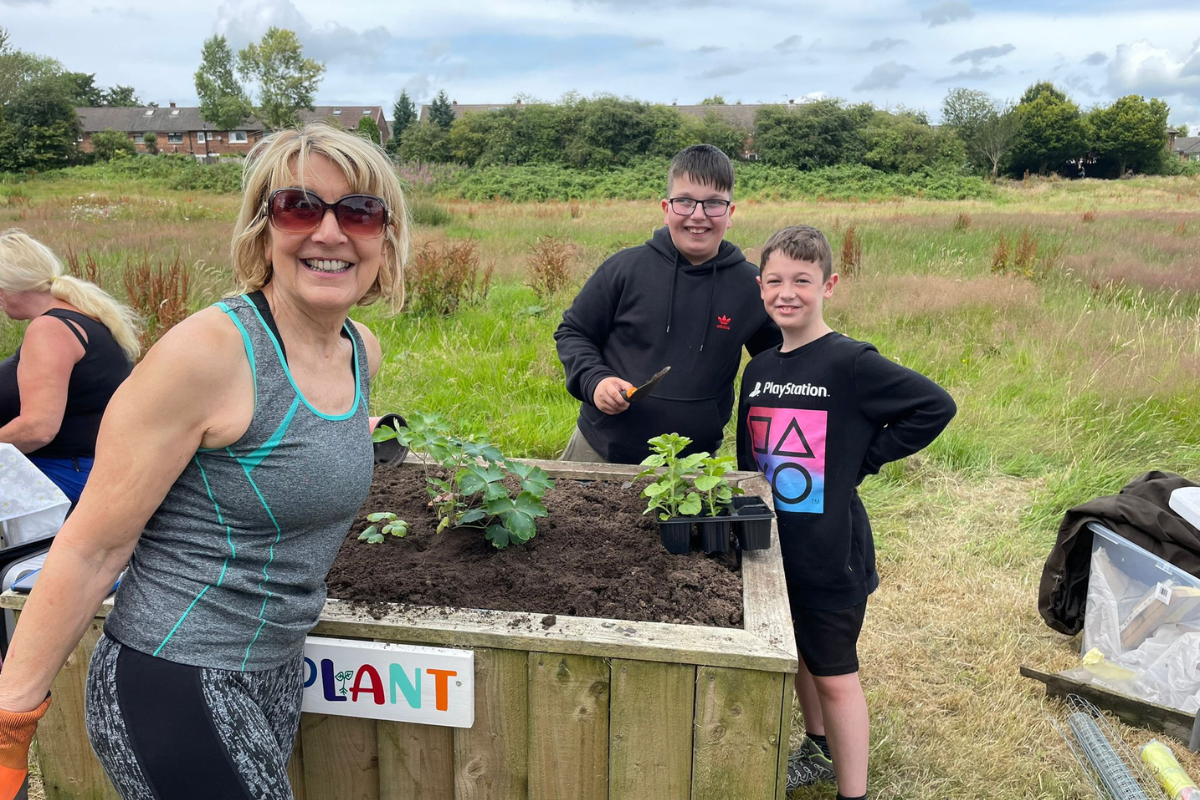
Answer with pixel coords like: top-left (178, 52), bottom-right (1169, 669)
top-left (169, 101), bottom-right (176, 108)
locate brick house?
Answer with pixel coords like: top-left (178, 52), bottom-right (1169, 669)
top-left (75, 104), bottom-right (391, 157)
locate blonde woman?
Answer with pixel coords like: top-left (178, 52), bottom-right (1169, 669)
top-left (0, 231), bottom-right (140, 505)
top-left (0, 123), bottom-right (407, 800)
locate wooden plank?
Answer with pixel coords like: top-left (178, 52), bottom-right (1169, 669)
top-left (740, 475), bottom-right (799, 673)
top-left (453, 648), bottom-right (528, 800)
top-left (528, 652), bottom-right (609, 800)
top-left (310, 601), bottom-right (794, 673)
top-left (608, 659), bottom-right (693, 800)
top-left (776, 676), bottom-right (794, 800)
top-left (1020, 665), bottom-right (1195, 743)
top-left (300, 713), bottom-right (380, 800)
top-left (377, 721), bottom-right (454, 800)
top-left (31, 615), bottom-right (119, 800)
top-left (691, 667), bottom-right (786, 799)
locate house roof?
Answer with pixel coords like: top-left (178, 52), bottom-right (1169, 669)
top-left (77, 105), bottom-right (388, 135)
top-left (418, 101), bottom-right (780, 128)
top-left (1174, 137), bottom-right (1200, 155)
top-left (76, 106), bottom-right (263, 134)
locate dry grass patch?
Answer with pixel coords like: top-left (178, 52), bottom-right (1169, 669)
top-left (837, 274), bottom-right (1038, 323)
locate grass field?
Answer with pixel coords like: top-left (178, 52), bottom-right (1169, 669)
top-left (4, 171), bottom-right (1200, 799)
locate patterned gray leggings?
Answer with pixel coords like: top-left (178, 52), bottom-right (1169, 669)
top-left (84, 634), bottom-right (303, 800)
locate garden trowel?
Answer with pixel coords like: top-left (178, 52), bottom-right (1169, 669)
top-left (620, 366), bottom-right (671, 402)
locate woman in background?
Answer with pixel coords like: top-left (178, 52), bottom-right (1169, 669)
top-left (0, 231), bottom-right (140, 505)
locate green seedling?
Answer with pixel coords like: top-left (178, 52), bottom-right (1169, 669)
top-left (695, 455), bottom-right (743, 516)
top-left (371, 424), bottom-right (399, 444)
top-left (396, 411), bottom-right (553, 549)
top-left (358, 511), bottom-right (409, 544)
top-left (637, 433), bottom-right (741, 520)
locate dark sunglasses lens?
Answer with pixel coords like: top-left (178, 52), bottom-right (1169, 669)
top-left (336, 196), bottom-right (386, 236)
top-left (271, 191), bottom-right (322, 231)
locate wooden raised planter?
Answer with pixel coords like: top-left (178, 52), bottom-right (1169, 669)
top-left (6, 460), bottom-right (798, 800)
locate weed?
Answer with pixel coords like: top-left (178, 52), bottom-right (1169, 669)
top-left (568, 199), bottom-right (582, 219)
top-left (952, 212), bottom-right (972, 231)
top-left (1013, 229), bottom-right (1038, 275)
top-left (991, 234), bottom-right (1010, 274)
top-left (408, 194), bottom-right (453, 227)
top-left (840, 225), bottom-right (863, 277)
top-left (1082, 210), bottom-right (1097, 223)
top-left (1175, 221), bottom-right (1188, 236)
top-left (526, 235), bottom-right (575, 300)
top-left (358, 511), bottom-right (409, 543)
top-left (64, 245), bottom-right (102, 287)
top-left (122, 254), bottom-right (191, 350)
top-left (406, 239), bottom-right (494, 316)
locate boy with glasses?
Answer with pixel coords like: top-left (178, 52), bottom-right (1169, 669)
top-left (555, 144), bottom-right (780, 464)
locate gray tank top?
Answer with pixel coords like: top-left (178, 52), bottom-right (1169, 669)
top-left (105, 294), bottom-right (374, 671)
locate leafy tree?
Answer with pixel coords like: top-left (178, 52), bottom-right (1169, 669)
top-left (60, 72), bottom-right (105, 106)
top-left (862, 109), bottom-right (965, 173)
top-left (1, 75), bottom-right (80, 170)
top-left (941, 88), bottom-right (1020, 178)
top-left (92, 129), bottom-right (138, 160)
top-left (356, 115), bottom-right (381, 144)
top-left (399, 120), bottom-right (451, 162)
top-left (1010, 82), bottom-right (1088, 176)
top-left (237, 27), bottom-right (325, 130)
top-left (700, 95), bottom-right (726, 105)
top-left (428, 90), bottom-right (456, 130)
top-left (450, 108), bottom-right (515, 166)
top-left (1089, 95), bottom-right (1169, 177)
top-left (196, 34), bottom-right (252, 131)
top-left (1173, 123), bottom-right (1189, 137)
top-left (0, 27), bottom-right (62, 107)
top-left (681, 110), bottom-right (748, 161)
top-left (753, 100), bottom-right (872, 170)
top-left (143, 131), bottom-right (158, 155)
top-left (390, 90), bottom-right (417, 150)
top-left (102, 86), bottom-right (141, 107)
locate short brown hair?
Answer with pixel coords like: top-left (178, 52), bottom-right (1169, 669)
top-left (231, 123), bottom-right (409, 312)
top-left (667, 144), bottom-right (735, 197)
top-left (759, 225), bottom-right (833, 280)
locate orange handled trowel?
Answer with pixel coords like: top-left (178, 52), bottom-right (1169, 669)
top-left (619, 366), bottom-right (671, 402)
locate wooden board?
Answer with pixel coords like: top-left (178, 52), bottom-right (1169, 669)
top-left (1020, 665), bottom-right (1196, 745)
top-left (300, 714), bottom-right (380, 800)
top-left (775, 676), bottom-right (795, 800)
top-left (453, 648), bottom-right (528, 800)
top-left (377, 721), bottom-right (454, 800)
top-left (528, 652), bottom-right (609, 800)
top-left (691, 666), bottom-right (786, 799)
top-left (30, 615), bottom-right (119, 800)
top-left (608, 659), bottom-right (694, 800)
top-left (287, 733), bottom-right (307, 800)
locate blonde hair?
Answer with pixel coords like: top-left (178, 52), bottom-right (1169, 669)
top-left (0, 229), bottom-right (142, 360)
top-left (231, 123), bottom-right (409, 312)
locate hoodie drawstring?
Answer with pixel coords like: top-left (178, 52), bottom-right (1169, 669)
top-left (699, 260), bottom-right (717, 353)
top-left (665, 261), bottom-right (679, 334)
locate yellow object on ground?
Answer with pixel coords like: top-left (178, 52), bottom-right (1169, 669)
top-left (1140, 739), bottom-right (1200, 800)
top-left (1081, 648), bottom-right (1138, 680)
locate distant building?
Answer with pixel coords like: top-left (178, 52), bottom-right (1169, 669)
top-left (75, 104), bottom-right (391, 157)
top-left (1173, 136), bottom-right (1200, 162)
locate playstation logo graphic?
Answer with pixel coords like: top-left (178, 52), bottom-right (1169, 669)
top-left (748, 381), bottom-right (762, 398)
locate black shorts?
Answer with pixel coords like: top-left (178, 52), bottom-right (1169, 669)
top-left (791, 599), bottom-right (867, 677)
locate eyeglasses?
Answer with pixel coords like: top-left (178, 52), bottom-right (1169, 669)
top-left (667, 197), bottom-right (732, 217)
top-left (266, 189), bottom-right (389, 238)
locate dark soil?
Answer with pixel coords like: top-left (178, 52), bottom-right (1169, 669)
top-left (326, 466), bottom-right (744, 628)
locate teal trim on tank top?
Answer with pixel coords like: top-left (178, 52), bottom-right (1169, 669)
top-left (239, 294), bottom-right (362, 421)
top-left (153, 455), bottom-right (236, 656)
top-left (232, 446), bottom-right (285, 671)
top-left (236, 397), bottom-right (301, 473)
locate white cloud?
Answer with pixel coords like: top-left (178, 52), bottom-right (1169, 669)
top-left (853, 61), bottom-right (915, 91)
top-left (1083, 51), bottom-right (1108, 66)
top-left (950, 44), bottom-right (1015, 65)
top-left (867, 38), bottom-right (906, 52)
top-left (921, 1), bottom-right (974, 27)
top-left (1107, 38), bottom-right (1200, 101)
top-left (937, 66), bottom-right (1004, 83)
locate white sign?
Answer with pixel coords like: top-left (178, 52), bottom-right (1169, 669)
top-left (302, 636), bottom-right (474, 728)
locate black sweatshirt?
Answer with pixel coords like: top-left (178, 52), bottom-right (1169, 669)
top-left (555, 227), bottom-right (781, 464)
top-left (736, 332), bottom-right (956, 610)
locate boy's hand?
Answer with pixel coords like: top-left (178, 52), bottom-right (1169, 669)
top-left (594, 377), bottom-right (634, 415)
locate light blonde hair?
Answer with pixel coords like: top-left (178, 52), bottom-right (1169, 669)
top-left (231, 123), bottom-right (409, 312)
top-left (0, 229), bottom-right (142, 360)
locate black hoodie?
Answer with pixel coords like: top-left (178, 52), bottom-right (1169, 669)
top-left (555, 227), bottom-right (781, 464)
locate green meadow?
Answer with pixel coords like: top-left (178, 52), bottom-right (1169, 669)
top-left (4, 169), bottom-right (1199, 799)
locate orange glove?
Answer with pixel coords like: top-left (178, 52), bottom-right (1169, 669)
top-left (0, 696), bottom-right (51, 799)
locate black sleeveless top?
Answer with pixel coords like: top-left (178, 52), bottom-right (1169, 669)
top-left (0, 309), bottom-right (134, 459)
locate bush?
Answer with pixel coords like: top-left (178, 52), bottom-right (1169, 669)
top-left (142, 132), bottom-right (159, 156)
top-left (91, 129), bottom-right (138, 161)
top-left (406, 239), bottom-right (493, 316)
top-left (408, 194), bottom-right (452, 227)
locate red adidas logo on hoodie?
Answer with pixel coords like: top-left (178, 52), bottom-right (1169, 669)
top-left (717, 315), bottom-right (731, 330)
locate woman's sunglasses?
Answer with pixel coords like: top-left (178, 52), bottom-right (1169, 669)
top-left (266, 188), bottom-right (389, 238)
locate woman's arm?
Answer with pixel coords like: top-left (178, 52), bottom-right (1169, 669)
top-left (0, 317), bottom-right (85, 452)
top-left (0, 309), bottom-right (253, 712)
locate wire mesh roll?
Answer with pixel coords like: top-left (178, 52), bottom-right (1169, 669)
top-left (1068, 712), bottom-right (1152, 800)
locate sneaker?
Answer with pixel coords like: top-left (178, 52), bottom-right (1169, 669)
top-left (785, 737), bottom-right (836, 790)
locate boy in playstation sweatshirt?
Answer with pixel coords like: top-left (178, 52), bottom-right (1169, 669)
top-left (736, 225), bottom-right (955, 800)
top-left (554, 145), bottom-right (780, 464)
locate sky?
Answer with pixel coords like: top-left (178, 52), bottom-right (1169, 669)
top-left (4, 0), bottom-right (1200, 129)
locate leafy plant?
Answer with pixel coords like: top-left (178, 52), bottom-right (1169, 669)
top-left (695, 455), bottom-right (742, 516)
top-left (371, 424), bottom-right (398, 444)
top-left (397, 411), bottom-right (553, 549)
top-left (358, 511), bottom-right (409, 544)
top-left (638, 434), bottom-right (743, 520)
